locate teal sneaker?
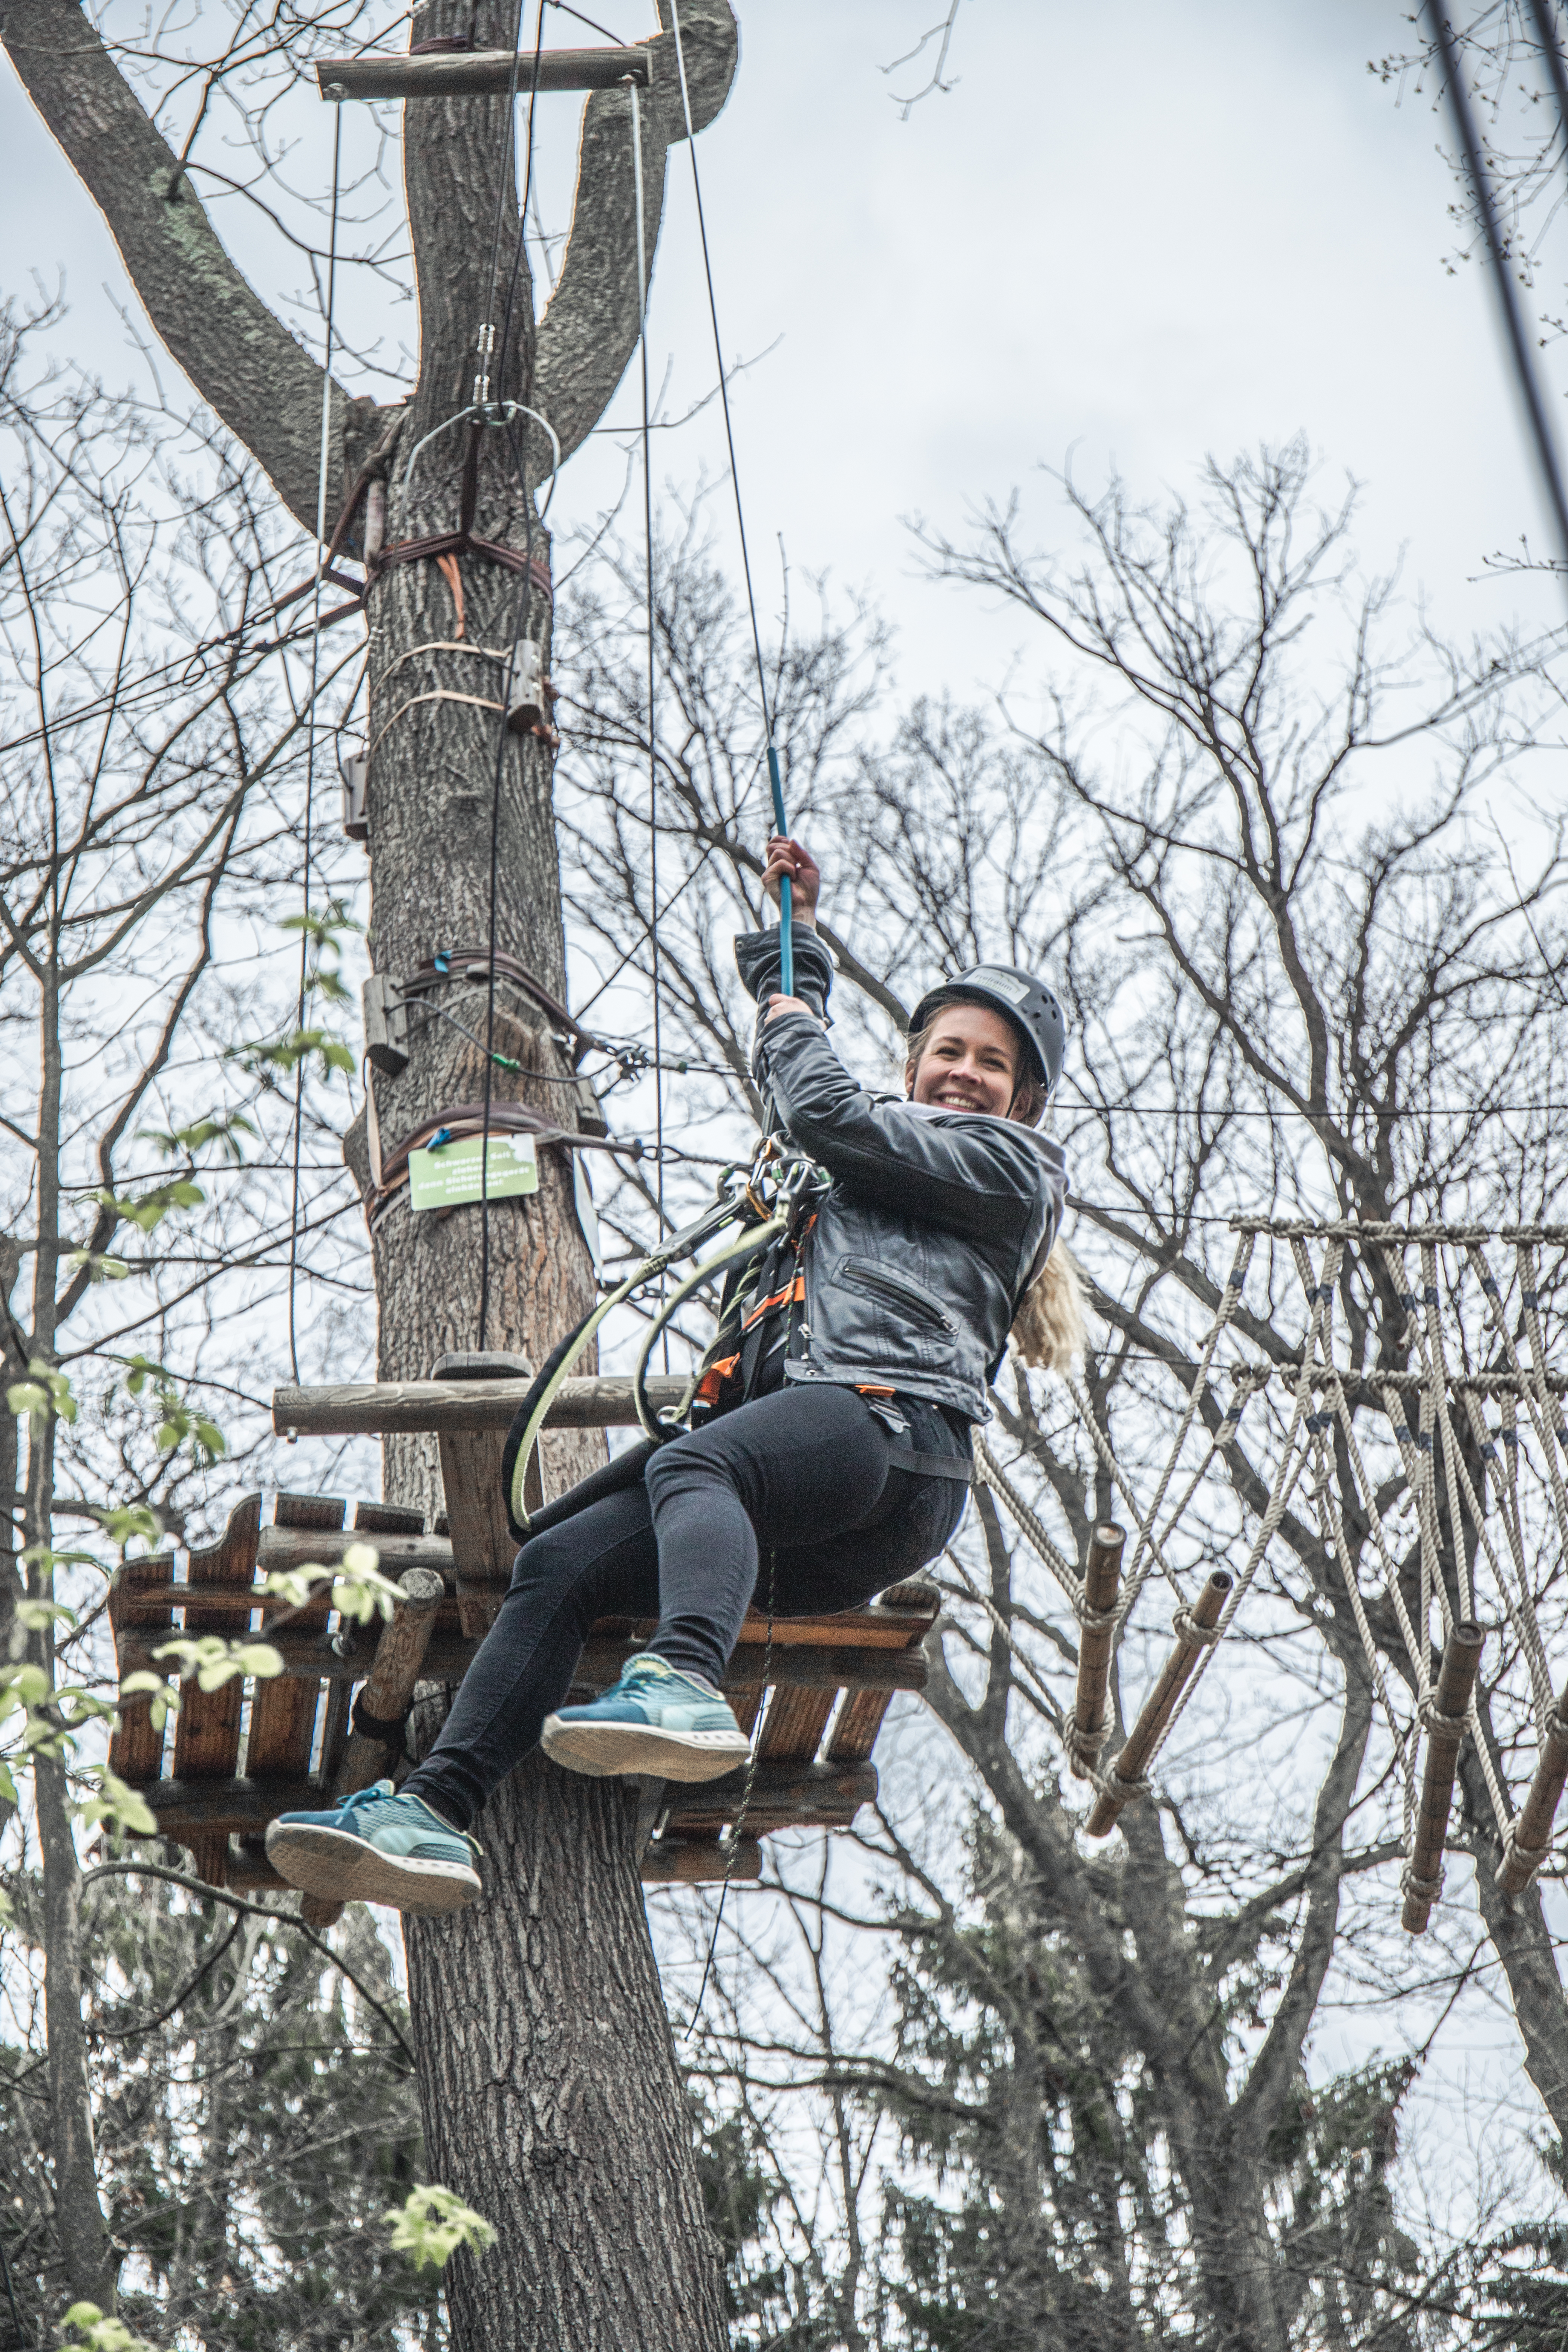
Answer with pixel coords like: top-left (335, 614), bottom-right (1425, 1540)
top-left (265, 1780), bottom-right (482, 1916)
top-left (542, 1656), bottom-right (752, 1782)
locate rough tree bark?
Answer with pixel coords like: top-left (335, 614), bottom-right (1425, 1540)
top-left (2, 3), bottom-right (740, 2341)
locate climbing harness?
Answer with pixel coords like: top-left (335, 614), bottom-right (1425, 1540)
top-left (499, 1139), bottom-right (829, 1539)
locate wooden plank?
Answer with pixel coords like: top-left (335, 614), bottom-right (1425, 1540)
top-left (133, 1776), bottom-right (320, 1836)
top-left (107, 1549), bottom-right (176, 1784)
top-left (641, 1839), bottom-right (762, 1885)
top-left (664, 1759), bottom-right (876, 1836)
top-left (169, 1495), bottom-right (262, 1885)
top-left (133, 1758), bottom-right (875, 1844)
top-left (433, 1352), bottom-right (530, 1636)
top-left (352, 1501), bottom-right (427, 1535)
top-left (274, 1375), bottom-right (686, 1436)
top-left (756, 1684), bottom-right (835, 1764)
top-left (230, 1834), bottom-right (763, 1891)
top-left (585, 1600), bottom-right (936, 1652)
top-left (316, 44), bottom-right (649, 103)
top-left (119, 1626), bottom-right (931, 1696)
top-left (824, 1688), bottom-right (893, 1764)
top-left (243, 1495), bottom-right (342, 1784)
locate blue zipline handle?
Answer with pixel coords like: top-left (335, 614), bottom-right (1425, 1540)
top-left (766, 743), bottom-right (793, 998)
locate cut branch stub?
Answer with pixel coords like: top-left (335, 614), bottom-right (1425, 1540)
top-left (1403, 1619), bottom-right (1486, 1934)
top-left (1067, 1522), bottom-right (1124, 1780)
top-left (1497, 1672), bottom-right (1568, 1895)
top-left (1086, 1570), bottom-right (1232, 1839)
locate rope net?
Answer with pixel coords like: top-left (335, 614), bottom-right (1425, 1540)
top-left (969, 1221), bottom-right (1568, 1928)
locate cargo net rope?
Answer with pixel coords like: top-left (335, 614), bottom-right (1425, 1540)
top-left (968, 1222), bottom-right (1568, 1932)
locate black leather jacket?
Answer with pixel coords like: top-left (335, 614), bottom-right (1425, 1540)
top-left (735, 926), bottom-right (1068, 1423)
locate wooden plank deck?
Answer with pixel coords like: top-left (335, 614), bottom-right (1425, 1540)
top-left (107, 1376), bottom-right (945, 1890)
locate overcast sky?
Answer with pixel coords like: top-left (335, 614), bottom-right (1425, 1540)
top-left (4, 0), bottom-right (1565, 717)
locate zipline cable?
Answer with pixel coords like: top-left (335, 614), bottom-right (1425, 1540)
top-left (287, 103), bottom-right (342, 1386)
top-left (1428, 2), bottom-right (1568, 588)
top-left (667, 0), bottom-right (793, 994)
top-left (477, 3), bottom-right (549, 1351)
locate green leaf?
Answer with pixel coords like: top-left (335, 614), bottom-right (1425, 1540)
top-left (118, 1671), bottom-right (181, 1731)
top-left (7, 1361), bottom-right (77, 1424)
top-left (92, 1182), bottom-right (205, 1235)
top-left (64, 1250), bottom-right (131, 1282)
top-left (152, 1636), bottom-right (283, 1692)
top-left (0, 1761), bottom-right (17, 1808)
top-left (138, 1110), bottom-right (257, 1164)
top-left (60, 2300), bottom-right (165, 2352)
top-left (384, 2184), bottom-right (496, 2273)
top-left (14, 1597), bottom-right (78, 1633)
top-left (92, 1504), bottom-right (161, 1551)
top-left (76, 1768), bottom-right (159, 1839)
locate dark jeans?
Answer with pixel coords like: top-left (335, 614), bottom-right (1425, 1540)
top-left (403, 1383), bottom-right (968, 1831)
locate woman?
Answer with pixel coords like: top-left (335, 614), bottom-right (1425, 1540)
top-left (267, 839), bottom-right (1070, 1914)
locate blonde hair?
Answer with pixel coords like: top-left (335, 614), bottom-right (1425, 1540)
top-left (1009, 1240), bottom-right (1087, 1374)
top-left (903, 1012), bottom-right (1084, 1373)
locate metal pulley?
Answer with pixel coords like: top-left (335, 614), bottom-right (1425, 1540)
top-left (341, 747), bottom-right (369, 843)
top-left (505, 638), bottom-right (557, 739)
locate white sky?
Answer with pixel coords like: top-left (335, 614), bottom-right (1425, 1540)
top-left (3, 0), bottom-right (1564, 704)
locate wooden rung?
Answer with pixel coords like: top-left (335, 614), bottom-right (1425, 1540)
top-left (1086, 1571), bottom-right (1231, 1839)
top-left (1403, 1621), bottom-right (1485, 1933)
top-left (1068, 1524), bottom-right (1125, 1781)
top-left (315, 44), bottom-right (650, 103)
top-left (1497, 1669), bottom-right (1568, 1894)
top-left (663, 1759), bottom-right (876, 1836)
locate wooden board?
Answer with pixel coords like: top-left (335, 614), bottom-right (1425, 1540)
top-left (273, 1375), bottom-right (688, 1435)
top-left (107, 1550), bottom-right (176, 1785)
top-left (756, 1684), bottom-right (836, 1764)
top-left (168, 1494), bottom-right (262, 1886)
top-left (316, 44), bottom-right (650, 103)
top-left (243, 1495), bottom-right (341, 1783)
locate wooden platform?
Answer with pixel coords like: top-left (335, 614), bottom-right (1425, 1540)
top-left (109, 1418), bottom-right (938, 1893)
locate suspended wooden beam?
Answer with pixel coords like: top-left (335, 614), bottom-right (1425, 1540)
top-left (316, 46), bottom-right (649, 103)
top-left (1496, 1665), bottom-right (1568, 1894)
top-left (1067, 1523), bottom-right (1124, 1781)
top-left (129, 1758), bottom-right (874, 1845)
top-left (642, 1839), bottom-right (762, 1885)
top-left (1086, 1570), bottom-right (1232, 1838)
top-left (1403, 1620), bottom-right (1485, 1933)
top-left (273, 1375), bottom-right (686, 1436)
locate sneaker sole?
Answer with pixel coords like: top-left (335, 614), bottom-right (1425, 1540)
top-left (540, 1716), bottom-right (752, 1782)
top-left (264, 1820), bottom-right (481, 1917)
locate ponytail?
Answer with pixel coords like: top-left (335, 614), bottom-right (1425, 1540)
top-left (1009, 1240), bottom-right (1086, 1374)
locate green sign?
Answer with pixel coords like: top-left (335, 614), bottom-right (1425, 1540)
top-left (407, 1132), bottom-right (539, 1212)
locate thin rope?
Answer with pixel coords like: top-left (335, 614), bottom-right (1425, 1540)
top-left (666, 0), bottom-right (793, 994)
top-left (629, 80), bottom-right (667, 1341)
top-left (287, 105), bottom-right (341, 1386)
top-left (478, 3), bottom-right (549, 1350)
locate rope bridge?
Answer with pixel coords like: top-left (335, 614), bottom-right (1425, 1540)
top-left (972, 1220), bottom-right (1568, 1931)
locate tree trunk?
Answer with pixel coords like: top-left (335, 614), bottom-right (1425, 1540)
top-left (345, 9), bottom-right (730, 2341)
top-left (404, 1749), bottom-right (727, 2348)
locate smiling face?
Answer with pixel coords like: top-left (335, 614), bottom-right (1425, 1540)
top-left (906, 1002), bottom-right (1025, 1119)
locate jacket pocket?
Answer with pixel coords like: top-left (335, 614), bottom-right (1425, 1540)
top-left (833, 1256), bottom-right (956, 1334)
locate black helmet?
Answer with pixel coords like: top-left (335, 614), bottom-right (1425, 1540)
top-left (909, 962), bottom-right (1066, 1103)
